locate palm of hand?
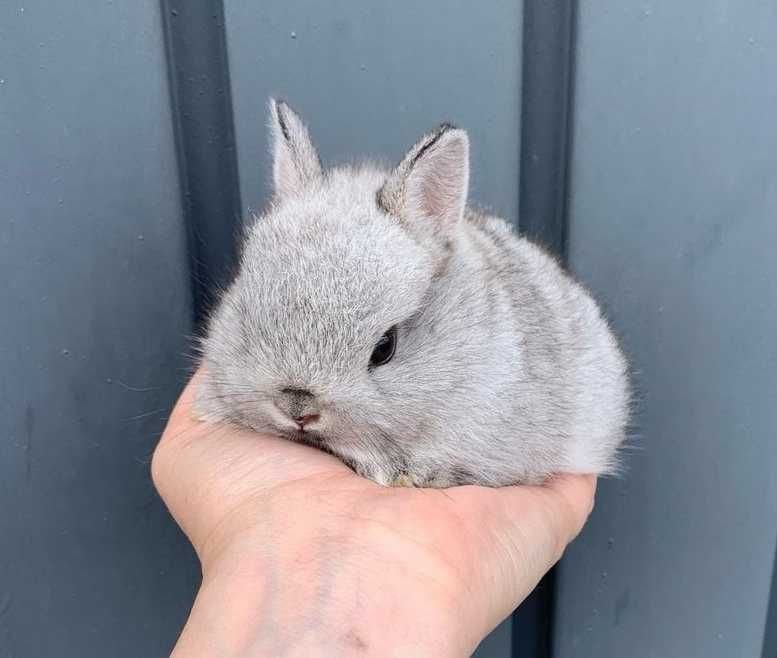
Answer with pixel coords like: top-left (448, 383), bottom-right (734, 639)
top-left (153, 372), bottom-right (595, 656)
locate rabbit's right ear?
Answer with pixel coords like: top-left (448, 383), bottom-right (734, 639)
top-left (378, 124), bottom-right (469, 257)
top-left (268, 98), bottom-right (322, 198)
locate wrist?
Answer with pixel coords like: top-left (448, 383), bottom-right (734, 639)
top-left (174, 520), bottom-right (480, 658)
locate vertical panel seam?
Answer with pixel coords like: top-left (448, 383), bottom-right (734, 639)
top-left (518, 0), bottom-right (578, 261)
top-left (761, 543), bottom-right (777, 658)
top-left (514, 1), bottom-right (579, 657)
top-left (159, 0), bottom-right (243, 326)
top-left (159, 0), bottom-right (196, 327)
top-left (557, 0), bottom-right (578, 264)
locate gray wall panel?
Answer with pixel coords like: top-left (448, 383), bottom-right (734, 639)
top-left (0, 2), bottom-right (198, 655)
top-left (224, 0), bottom-right (523, 227)
top-left (554, 2), bottom-right (777, 657)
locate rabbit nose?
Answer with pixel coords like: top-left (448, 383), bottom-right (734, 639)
top-left (294, 413), bottom-right (320, 428)
top-left (276, 387), bottom-right (320, 425)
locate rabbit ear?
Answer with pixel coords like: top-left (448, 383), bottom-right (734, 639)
top-left (378, 124), bottom-right (470, 242)
top-left (268, 98), bottom-right (322, 198)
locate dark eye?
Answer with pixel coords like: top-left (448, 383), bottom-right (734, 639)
top-left (370, 326), bottom-right (397, 367)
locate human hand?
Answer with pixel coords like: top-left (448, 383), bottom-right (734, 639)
top-left (152, 370), bottom-right (596, 658)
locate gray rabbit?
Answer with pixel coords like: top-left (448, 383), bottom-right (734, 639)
top-left (196, 99), bottom-right (630, 487)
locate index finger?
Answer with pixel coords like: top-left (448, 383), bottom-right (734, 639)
top-left (540, 473), bottom-right (598, 543)
top-left (461, 473), bottom-right (598, 569)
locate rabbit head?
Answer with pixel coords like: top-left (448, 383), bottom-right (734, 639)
top-left (198, 100), bottom-right (475, 483)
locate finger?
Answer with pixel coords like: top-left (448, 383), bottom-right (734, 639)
top-left (541, 473), bottom-right (597, 543)
top-left (448, 474), bottom-right (597, 630)
top-left (491, 473), bottom-right (597, 570)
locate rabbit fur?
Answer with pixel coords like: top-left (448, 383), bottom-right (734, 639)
top-left (196, 99), bottom-right (630, 487)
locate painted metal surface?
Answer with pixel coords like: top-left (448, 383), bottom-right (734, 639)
top-left (554, 2), bottom-right (777, 656)
top-left (0, 2), bottom-right (197, 655)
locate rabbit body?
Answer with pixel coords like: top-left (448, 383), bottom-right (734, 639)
top-left (197, 100), bottom-right (630, 487)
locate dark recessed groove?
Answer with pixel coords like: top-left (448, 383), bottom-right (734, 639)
top-left (518, 0), bottom-right (577, 261)
top-left (761, 549), bottom-right (777, 658)
top-left (513, 2), bottom-right (578, 657)
top-left (160, 0), bottom-right (243, 325)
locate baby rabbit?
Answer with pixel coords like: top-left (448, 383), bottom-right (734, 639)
top-left (196, 99), bottom-right (630, 487)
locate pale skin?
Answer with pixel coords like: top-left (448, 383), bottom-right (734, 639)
top-left (152, 371), bottom-right (597, 658)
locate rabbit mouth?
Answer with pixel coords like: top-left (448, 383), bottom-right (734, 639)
top-left (281, 427), bottom-right (328, 447)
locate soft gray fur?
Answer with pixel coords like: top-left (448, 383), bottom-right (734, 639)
top-left (196, 99), bottom-right (630, 487)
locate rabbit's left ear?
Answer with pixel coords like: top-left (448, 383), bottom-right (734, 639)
top-left (378, 124), bottom-right (470, 242)
top-left (268, 98), bottom-right (322, 198)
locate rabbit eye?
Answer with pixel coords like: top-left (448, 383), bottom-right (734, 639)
top-left (370, 326), bottom-right (397, 367)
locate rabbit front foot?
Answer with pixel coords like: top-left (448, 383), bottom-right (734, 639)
top-left (390, 472), bottom-right (420, 488)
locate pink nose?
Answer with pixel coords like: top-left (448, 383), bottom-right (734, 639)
top-left (295, 413), bottom-right (320, 429)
